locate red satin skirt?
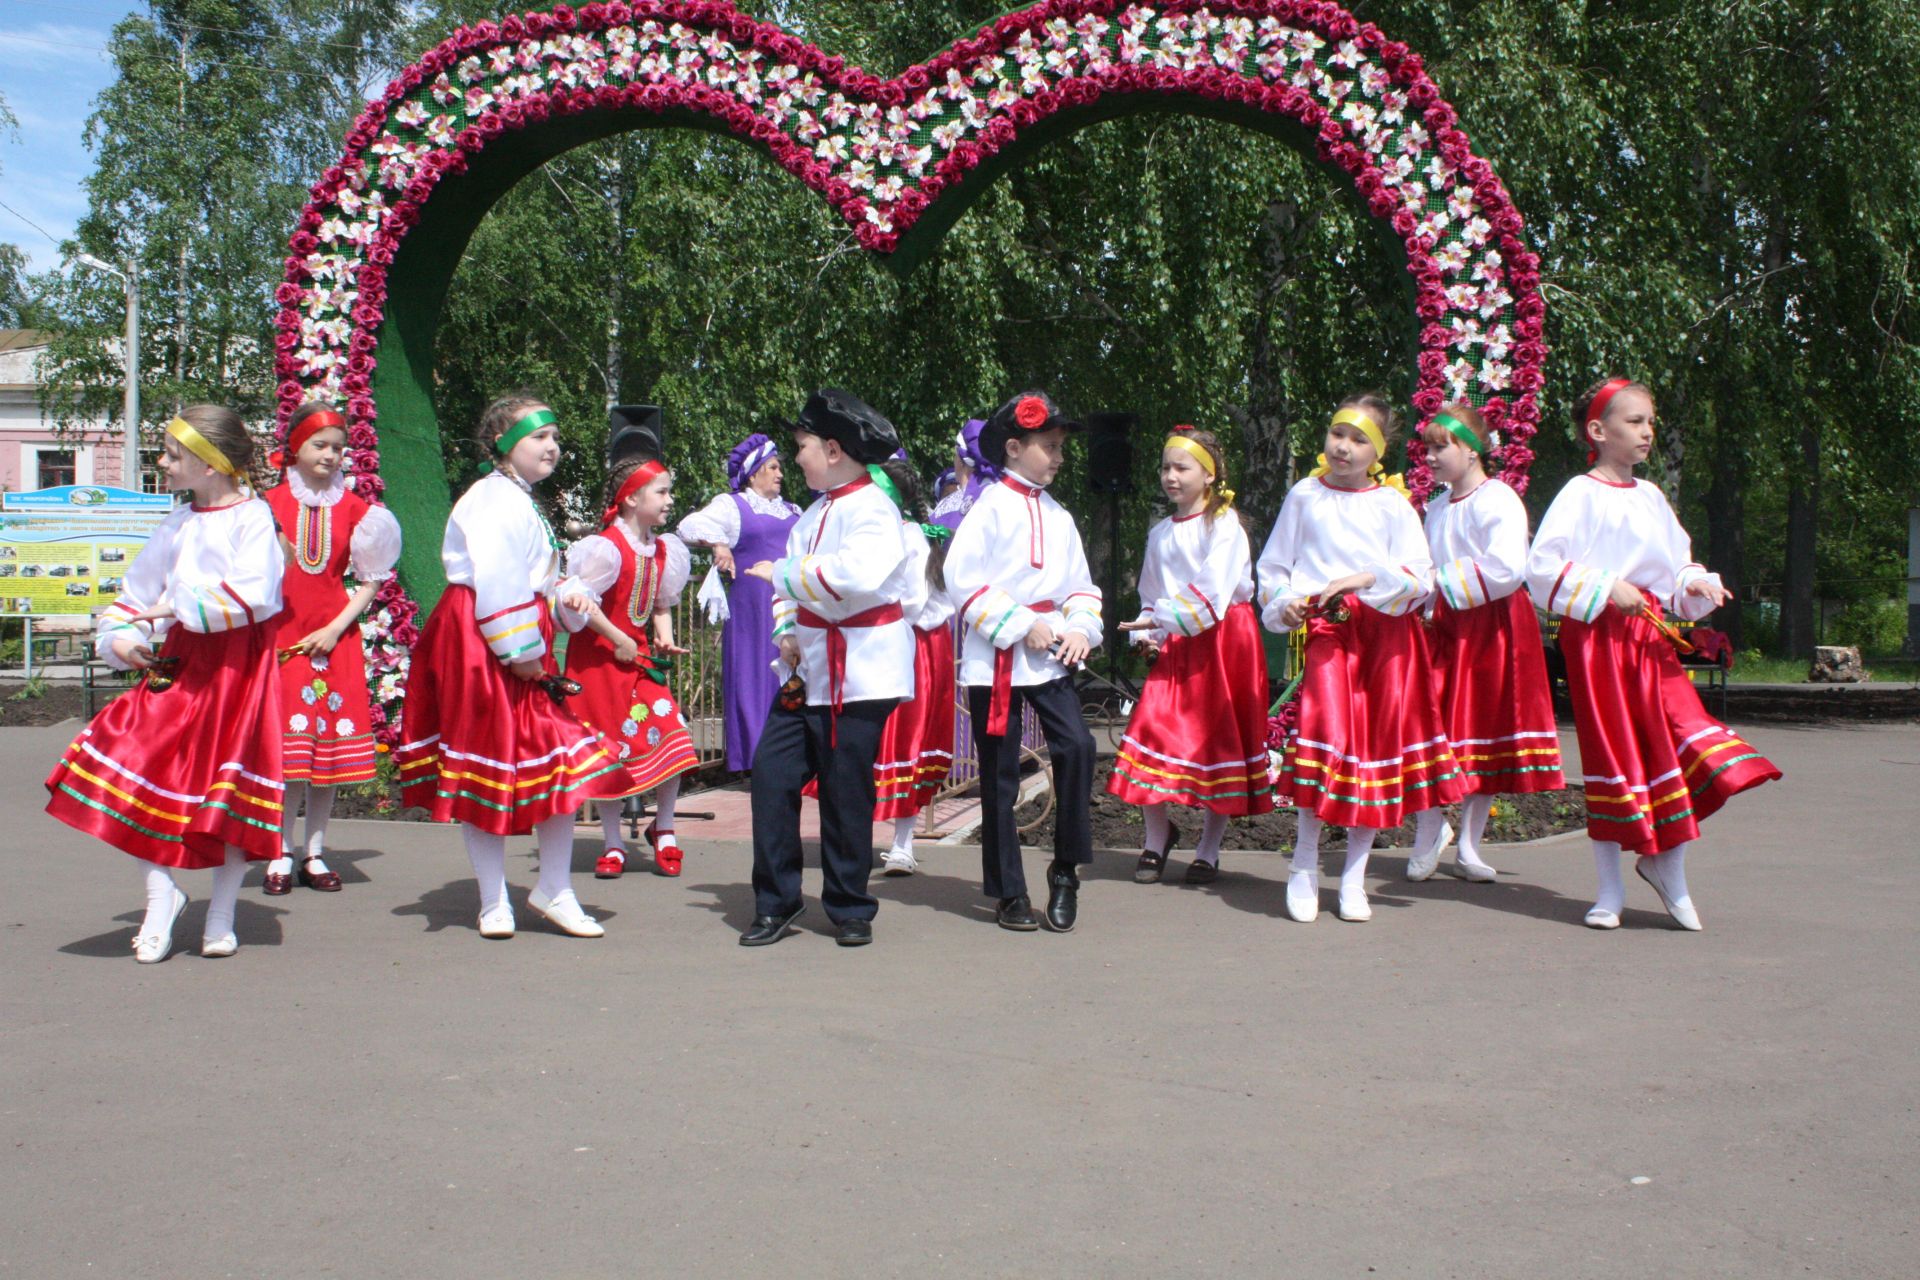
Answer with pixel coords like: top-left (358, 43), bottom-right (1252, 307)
top-left (562, 630), bottom-right (699, 797)
top-left (1559, 602), bottom-right (1780, 854)
top-left (872, 624), bottom-right (956, 820)
top-left (1278, 601), bottom-right (1467, 827)
top-left (1107, 601), bottom-right (1274, 816)
top-left (1429, 591), bottom-right (1566, 795)
top-left (397, 587), bottom-right (628, 834)
top-left (46, 622), bottom-right (285, 867)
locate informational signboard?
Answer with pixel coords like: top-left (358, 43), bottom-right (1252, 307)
top-left (0, 485), bottom-right (176, 617)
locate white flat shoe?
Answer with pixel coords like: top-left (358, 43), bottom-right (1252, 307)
top-left (1584, 905), bottom-right (1621, 930)
top-left (1454, 856), bottom-right (1498, 883)
top-left (200, 933), bottom-right (238, 958)
top-left (881, 851), bottom-right (918, 877)
top-left (528, 888), bottom-right (604, 938)
top-left (132, 888), bottom-right (188, 964)
top-left (1336, 888), bottom-right (1372, 922)
top-left (1634, 859), bottom-right (1702, 931)
top-left (477, 903), bottom-right (516, 939)
top-left (1285, 871), bottom-right (1320, 923)
top-left (1406, 820), bottom-right (1453, 881)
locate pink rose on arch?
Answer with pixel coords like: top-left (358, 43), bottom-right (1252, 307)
top-left (1514, 340), bottom-right (1548, 365)
top-left (274, 283), bottom-right (306, 306)
top-left (1415, 289), bottom-right (1446, 320)
top-left (277, 379), bottom-right (306, 403)
top-left (1367, 188), bottom-right (1397, 218)
top-left (1510, 366), bottom-right (1545, 392)
top-left (348, 332), bottom-right (377, 357)
top-left (456, 126), bottom-right (485, 151)
top-left (1461, 156), bottom-right (1493, 186)
top-left (1327, 11), bottom-right (1361, 39)
top-left (348, 400), bottom-right (377, 426)
top-left (387, 206), bottom-right (420, 234)
top-left (1495, 209), bottom-right (1525, 236)
top-left (275, 308), bottom-right (302, 333)
top-left (340, 374), bottom-right (370, 395)
top-left (902, 65), bottom-right (932, 92)
top-left (1379, 40), bottom-right (1410, 66)
top-left (1406, 80), bottom-right (1437, 109)
top-left (367, 241), bottom-right (395, 267)
top-left (982, 118), bottom-right (1018, 149)
top-left (346, 354), bottom-right (375, 378)
top-left (825, 178), bottom-right (853, 204)
top-left (1411, 386), bottom-right (1444, 414)
top-left (1511, 395), bottom-right (1541, 424)
top-left (1513, 314), bottom-right (1544, 341)
top-left (1417, 350), bottom-right (1447, 378)
top-left (951, 141), bottom-right (983, 170)
top-left (1423, 102), bottom-right (1458, 130)
top-left (356, 264), bottom-right (386, 291)
top-left (289, 230), bottom-right (320, 255)
top-left (1391, 208), bottom-right (1418, 238)
top-left (273, 331), bottom-right (300, 355)
top-left (1515, 294), bottom-right (1545, 321)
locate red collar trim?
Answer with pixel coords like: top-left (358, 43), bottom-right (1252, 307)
top-left (1580, 472), bottom-right (1637, 490)
top-left (1171, 509), bottom-right (1206, 522)
top-left (999, 475), bottom-right (1045, 498)
top-left (822, 475), bottom-right (873, 500)
top-left (1316, 476), bottom-right (1378, 494)
top-left (190, 498), bottom-right (248, 512)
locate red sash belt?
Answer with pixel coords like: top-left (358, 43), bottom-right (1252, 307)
top-left (795, 601), bottom-right (905, 741)
top-left (986, 599), bottom-right (1056, 736)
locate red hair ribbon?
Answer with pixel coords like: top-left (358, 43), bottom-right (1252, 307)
top-left (1583, 378), bottom-right (1632, 464)
top-left (273, 407), bottom-right (347, 470)
top-left (601, 459), bottom-right (667, 527)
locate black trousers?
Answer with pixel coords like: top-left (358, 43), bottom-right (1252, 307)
top-left (750, 696), bottom-right (899, 925)
top-left (966, 677), bottom-right (1094, 900)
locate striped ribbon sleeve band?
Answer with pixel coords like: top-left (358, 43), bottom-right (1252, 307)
top-left (960, 585), bottom-right (1026, 643)
top-left (1545, 563), bottom-right (1615, 623)
top-left (477, 598), bottom-right (545, 661)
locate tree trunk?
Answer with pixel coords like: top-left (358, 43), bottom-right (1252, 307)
top-left (1780, 419), bottom-right (1820, 658)
top-left (1704, 425), bottom-right (1748, 649)
top-left (1228, 198), bottom-right (1316, 530)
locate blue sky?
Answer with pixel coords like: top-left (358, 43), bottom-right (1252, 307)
top-left (0, 2), bottom-right (134, 276)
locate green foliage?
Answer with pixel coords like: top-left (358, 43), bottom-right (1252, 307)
top-left (24, 0), bottom-right (1920, 654)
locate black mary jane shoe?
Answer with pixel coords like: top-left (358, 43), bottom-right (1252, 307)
top-left (1182, 858), bottom-right (1220, 885)
top-left (739, 904), bottom-right (806, 947)
top-left (995, 895), bottom-right (1039, 932)
top-left (835, 919), bottom-right (873, 947)
top-left (1044, 863), bottom-right (1079, 933)
top-left (1134, 826), bottom-right (1179, 884)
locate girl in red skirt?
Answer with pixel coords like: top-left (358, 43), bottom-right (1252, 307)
top-left (397, 394), bottom-right (629, 940)
top-left (1109, 427), bottom-right (1272, 884)
top-left (46, 406), bottom-right (286, 962)
top-left (260, 401), bottom-right (401, 895)
top-left (1256, 396), bottom-right (1466, 923)
top-left (870, 457), bottom-right (955, 876)
top-left (562, 450), bottom-right (699, 879)
top-left (1527, 378), bottom-right (1780, 930)
top-left (1407, 402), bottom-right (1565, 883)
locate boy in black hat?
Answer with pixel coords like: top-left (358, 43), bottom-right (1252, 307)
top-left (738, 389), bottom-right (915, 947)
top-left (943, 390), bottom-right (1102, 932)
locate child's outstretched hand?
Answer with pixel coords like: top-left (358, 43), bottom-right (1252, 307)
top-left (743, 561), bottom-right (774, 582)
top-left (1685, 577), bottom-right (1731, 608)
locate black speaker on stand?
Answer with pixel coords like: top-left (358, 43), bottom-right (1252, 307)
top-left (1083, 412), bottom-right (1137, 692)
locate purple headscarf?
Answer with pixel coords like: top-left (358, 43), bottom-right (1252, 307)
top-left (727, 433), bottom-right (779, 492)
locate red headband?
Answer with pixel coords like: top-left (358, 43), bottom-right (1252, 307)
top-left (1582, 378), bottom-right (1632, 464)
top-left (272, 407), bottom-right (347, 469)
top-left (602, 459), bottom-right (668, 527)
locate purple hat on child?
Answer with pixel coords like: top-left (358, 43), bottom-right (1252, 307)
top-left (727, 433), bottom-right (779, 492)
top-left (958, 417), bottom-right (993, 478)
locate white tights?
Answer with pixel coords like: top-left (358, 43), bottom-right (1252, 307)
top-left (1292, 810), bottom-right (1376, 893)
top-left (1139, 805), bottom-right (1232, 865)
top-left (463, 814), bottom-right (581, 914)
top-left (272, 783), bottom-right (338, 873)
top-left (596, 776), bottom-right (682, 857)
top-left (1412, 794), bottom-right (1497, 868)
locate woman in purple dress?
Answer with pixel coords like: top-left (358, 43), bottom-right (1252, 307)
top-left (678, 432), bottom-right (802, 773)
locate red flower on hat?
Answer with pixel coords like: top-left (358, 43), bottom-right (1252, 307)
top-left (1171, 423), bottom-right (1195, 434)
top-left (1014, 396), bottom-right (1049, 429)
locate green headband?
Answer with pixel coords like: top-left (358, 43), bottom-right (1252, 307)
top-left (495, 406), bottom-right (558, 457)
top-left (867, 463), bottom-right (906, 513)
top-left (1431, 411), bottom-right (1487, 456)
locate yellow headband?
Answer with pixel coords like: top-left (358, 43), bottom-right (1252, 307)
top-left (1330, 406), bottom-right (1387, 459)
top-left (166, 416), bottom-right (242, 480)
top-left (1164, 432), bottom-right (1235, 509)
top-left (1163, 433), bottom-right (1216, 477)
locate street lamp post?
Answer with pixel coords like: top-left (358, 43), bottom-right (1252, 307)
top-left (74, 253), bottom-right (141, 492)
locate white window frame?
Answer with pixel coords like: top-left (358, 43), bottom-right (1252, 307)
top-left (22, 443), bottom-right (95, 488)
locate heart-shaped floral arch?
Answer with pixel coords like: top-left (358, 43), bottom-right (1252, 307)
top-left (274, 0), bottom-right (1547, 742)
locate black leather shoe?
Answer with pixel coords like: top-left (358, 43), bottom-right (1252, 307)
top-left (739, 904), bottom-right (806, 947)
top-left (835, 919), bottom-right (873, 947)
top-left (995, 895), bottom-right (1039, 931)
top-left (1045, 863), bottom-right (1079, 933)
